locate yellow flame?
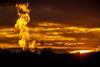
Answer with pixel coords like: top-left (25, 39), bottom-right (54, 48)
top-left (29, 40), bottom-right (36, 49)
top-left (15, 3), bottom-right (30, 49)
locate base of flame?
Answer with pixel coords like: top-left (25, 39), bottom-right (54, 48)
top-left (18, 40), bottom-right (36, 51)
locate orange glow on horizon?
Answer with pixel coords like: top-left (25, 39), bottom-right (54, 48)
top-left (69, 50), bottom-right (94, 54)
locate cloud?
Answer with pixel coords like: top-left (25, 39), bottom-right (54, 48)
top-left (0, 0), bottom-right (100, 28)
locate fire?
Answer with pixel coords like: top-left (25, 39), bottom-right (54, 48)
top-left (29, 40), bottom-right (36, 49)
top-left (15, 3), bottom-right (30, 50)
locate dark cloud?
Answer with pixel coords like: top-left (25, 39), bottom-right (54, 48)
top-left (0, 0), bottom-right (100, 27)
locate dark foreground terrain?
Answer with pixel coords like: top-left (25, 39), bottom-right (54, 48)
top-left (0, 48), bottom-right (100, 64)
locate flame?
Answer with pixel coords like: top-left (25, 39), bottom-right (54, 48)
top-left (15, 3), bottom-right (30, 50)
top-left (29, 40), bottom-right (36, 49)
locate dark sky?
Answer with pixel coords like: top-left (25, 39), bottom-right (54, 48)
top-left (0, 0), bottom-right (100, 27)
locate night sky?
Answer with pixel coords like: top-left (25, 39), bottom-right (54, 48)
top-left (0, 0), bottom-right (100, 27)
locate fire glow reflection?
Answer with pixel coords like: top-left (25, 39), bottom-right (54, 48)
top-left (0, 3), bottom-right (100, 54)
top-left (0, 22), bottom-right (100, 53)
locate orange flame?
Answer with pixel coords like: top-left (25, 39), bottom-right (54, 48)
top-left (15, 3), bottom-right (30, 50)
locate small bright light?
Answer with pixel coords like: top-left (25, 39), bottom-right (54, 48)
top-left (78, 50), bottom-right (91, 54)
top-left (69, 50), bottom-right (93, 54)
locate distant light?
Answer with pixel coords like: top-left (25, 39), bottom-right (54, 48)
top-left (78, 50), bottom-right (91, 54)
top-left (69, 50), bottom-right (93, 54)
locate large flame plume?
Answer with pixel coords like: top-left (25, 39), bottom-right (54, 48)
top-left (15, 3), bottom-right (30, 50)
